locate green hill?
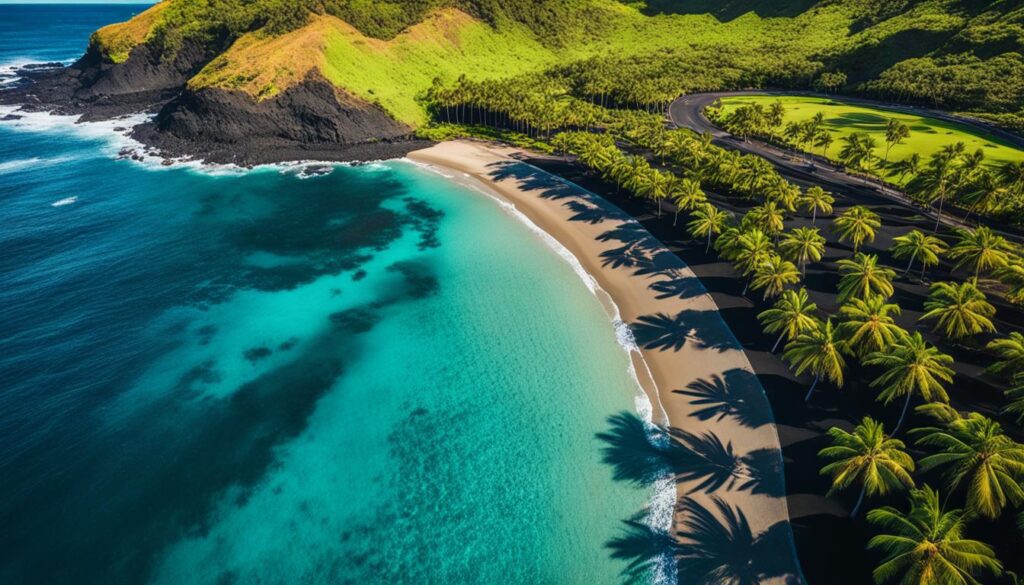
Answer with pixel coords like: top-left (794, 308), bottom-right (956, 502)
top-left (86, 0), bottom-right (1024, 131)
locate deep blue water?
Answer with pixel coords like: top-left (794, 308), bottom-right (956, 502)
top-left (0, 6), bottom-right (659, 584)
top-left (0, 4), bottom-right (149, 68)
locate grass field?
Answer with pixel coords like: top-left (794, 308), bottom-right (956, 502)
top-left (716, 95), bottom-right (1024, 178)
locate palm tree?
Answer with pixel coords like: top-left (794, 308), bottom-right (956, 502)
top-left (780, 227), bottom-right (826, 275)
top-left (714, 226), bottom-right (744, 260)
top-left (751, 254), bottom-right (800, 300)
top-left (687, 204), bottom-right (733, 253)
top-left (819, 417), bottom-right (915, 517)
top-left (867, 486), bottom-right (1003, 585)
top-left (892, 152), bottom-right (921, 186)
top-left (799, 186), bottom-right (834, 224)
top-left (837, 253), bottom-right (897, 303)
top-left (995, 260), bottom-right (1024, 305)
top-left (837, 295), bottom-right (905, 358)
top-left (920, 281), bottom-right (996, 340)
top-left (1004, 377), bottom-right (1024, 425)
top-left (814, 130), bottom-right (834, 159)
top-left (748, 201), bottom-right (786, 240)
top-left (733, 229), bottom-right (774, 295)
top-left (987, 332), bottom-right (1024, 425)
top-left (758, 288), bottom-right (819, 353)
top-left (839, 132), bottom-right (878, 171)
top-left (998, 160), bottom-right (1024, 196)
top-left (913, 412), bottom-right (1024, 519)
top-left (864, 332), bottom-right (954, 432)
top-left (961, 172), bottom-right (1006, 222)
top-left (833, 206), bottom-right (881, 253)
top-left (948, 227), bottom-right (1012, 279)
top-left (639, 170), bottom-right (669, 217)
top-left (766, 181), bottom-right (801, 212)
top-left (783, 318), bottom-right (847, 402)
top-left (986, 331), bottom-right (1024, 378)
top-left (889, 230), bottom-right (947, 278)
top-left (918, 144), bottom-right (966, 232)
top-left (668, 177), bottom-right (705, 226)
top-left (883, 119), bottom-right (911, 164)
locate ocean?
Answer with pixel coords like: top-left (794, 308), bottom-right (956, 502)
top-left (0, 5), bottom-right (663, 584)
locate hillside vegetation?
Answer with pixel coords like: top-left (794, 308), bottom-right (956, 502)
top-left (89, 0), bottom-right (1024, 129)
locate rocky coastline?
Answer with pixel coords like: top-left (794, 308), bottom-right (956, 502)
top-left (0, 42), bottom-right (429, 166)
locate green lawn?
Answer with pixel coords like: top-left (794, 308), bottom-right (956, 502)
top-left (716, 95), bottom-right (1024, 178)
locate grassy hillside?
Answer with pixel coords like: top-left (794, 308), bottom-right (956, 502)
top-left (87, 0), bottom-right (1024, 130)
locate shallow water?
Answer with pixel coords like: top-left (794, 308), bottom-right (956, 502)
top-left (0, 6), bottom-right (659, 584)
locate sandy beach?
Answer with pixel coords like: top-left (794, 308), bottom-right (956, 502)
top-left (409, 140), bottom-right (804, 583)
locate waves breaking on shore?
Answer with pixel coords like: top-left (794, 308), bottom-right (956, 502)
top-left (406, 157), bottom-right (679, 585)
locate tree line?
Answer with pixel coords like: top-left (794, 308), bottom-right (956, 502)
top-left (553, 126), bottom-right (1024, 585)
top-left (712, 100), bottom-right (1024, 223)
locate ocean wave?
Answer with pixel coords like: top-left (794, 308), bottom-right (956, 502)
top-left (50, 196), bottom-right (77, 207)
top-left (0, 58), bottom-right (74, 86)
top-left (0, 155), bottom-right (80, 175)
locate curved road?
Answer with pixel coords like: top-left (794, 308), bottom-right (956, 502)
top-left (668, 91), bottom-right (1024, 239)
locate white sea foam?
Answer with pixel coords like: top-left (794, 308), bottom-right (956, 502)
top-left (51, 196), bottom-right (77, 207)
top-left (0, 155), bottom-right (80, 175)
top-left (0, 104), bottom-right (148, 153)
top-left (405, 158), bottom-right (678, 585)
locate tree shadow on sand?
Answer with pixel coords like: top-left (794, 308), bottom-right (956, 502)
top-left (565, 200), bottom-right (616, 224)
top-left (649, 274), bottom-right (706, 300)
top-left (605, 496), bottom-right (802, 585)
top-left (675, 369), bottom-right (773, 428)
top-left (487, 160), bottom-right (584, 202)
top-left (631, 311), bottom-right (736, 352)
top-left (596, 412), bottom-right (782, 495)
top-left (601, 242), bottom-right (656, 270)
top-left (676, 497), bottom-right (803, 585)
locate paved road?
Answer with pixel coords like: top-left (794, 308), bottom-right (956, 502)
top-left (668, 91), bottom-right (1024, 240)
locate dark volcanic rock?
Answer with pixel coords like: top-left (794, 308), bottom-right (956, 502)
top-left (1, 39), bottom-right (430, 164)
top-left (131, 74), bottom-right (428, 165)
top-left (0, 38), bottom-right (219, 120)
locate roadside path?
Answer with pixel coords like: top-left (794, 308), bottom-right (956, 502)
top-left (668, 91), bottom-right (1024, 240)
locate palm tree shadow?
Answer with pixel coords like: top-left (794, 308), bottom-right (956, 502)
top-left (564, 200), bottom-right (614, 224)
top-left (649, 274), bottom-right (706, 300)
top-left (677, 497), bottom-right (802, 585)
top-left (601, 242), bottom-right (655, 270)
top-left (596, 412), bottom-right (745, 494)
top-left (737, 448), bottom-right (786, 498)
top-left (487, 160), bottom-right (583, 201)
top-left (667, 427), bottom-right (745, 493)
top-left (631, 311), bottom-right (736, 352)
top-left (595, 411), bottom-right (673, 487)
top-left (605, 512), bottom-right (678, 584)
top-left (675, 368), bottom-right (772, 428)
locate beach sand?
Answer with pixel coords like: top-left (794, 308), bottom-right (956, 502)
top-left (409, 140), bottom-right (804, 583)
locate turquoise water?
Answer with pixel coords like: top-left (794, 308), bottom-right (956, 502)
top-left (0, 7), bottom-right (658, 583)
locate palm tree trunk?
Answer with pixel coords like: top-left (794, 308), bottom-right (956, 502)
top-left (772, 332), bottom-right (786, 353)
top-left (812, 207), bottom-right (817, 225)
top-left (933, 197), bottom-right (945, 233)
top-left (673, 209), bottom-right (680, 227)
top-left (850, 484), bottom-right (868, 518)
top-left (706, 232), bottom-right (713, 253)
top-left (903, 252), bottom-right (917, 276)
top-left (804, 374), bottom-right (820, 402)
top-left (893, 393), bottom-right (913, 434)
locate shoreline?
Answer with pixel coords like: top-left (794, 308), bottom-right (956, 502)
top-left (408, 140), bottom-right (806, 584)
